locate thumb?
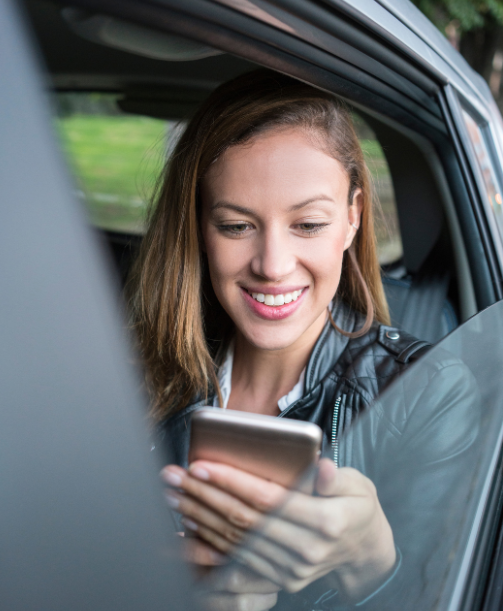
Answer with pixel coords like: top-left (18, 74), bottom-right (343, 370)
top-left (315, 460), bottom-right (368, 497)
top-left (315, 458), bottom-right (339, 496)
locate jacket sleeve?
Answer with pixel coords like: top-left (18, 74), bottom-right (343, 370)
top-left (274, 350), bottom-right (481, 611)
top-left (341, 351), bottom-right (481, 611)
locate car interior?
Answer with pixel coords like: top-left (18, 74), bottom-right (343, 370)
top-left (9, 3), bottom-right (503, 609)
top-left (24, 0), bottom-right (479, 345)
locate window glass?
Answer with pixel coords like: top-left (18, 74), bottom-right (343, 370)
top-left (56, 93), bottom-right (172, 234)
top-left (186, 301), bottom-right (503, 610)
top-left (462, 109), bottom-right (503, 240)
top-left (353, 114), bottom-right (403, 265)
top-left (56, 95), bottom-right (403, 263)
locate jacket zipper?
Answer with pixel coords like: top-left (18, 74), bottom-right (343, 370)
top-left (332, 395), bottom-right (343, 467)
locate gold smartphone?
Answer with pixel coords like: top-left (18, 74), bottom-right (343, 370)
top-left (188, 407), bottom-right (322, 490)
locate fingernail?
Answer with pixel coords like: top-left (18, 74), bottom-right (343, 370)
top-left (164, 471), bottom-right (183, 487)
top-left (189, 466), bottom-right (210, 480)
top-left (164, 492), bottom-right (179, 509)
top-left (182, 518), bottom-right (199, 532)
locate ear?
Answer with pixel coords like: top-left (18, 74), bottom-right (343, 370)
top-left (343, 188), bottom-right (363, 251)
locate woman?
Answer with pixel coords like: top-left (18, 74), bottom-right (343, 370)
top-left (131, 70), bottom-right (478, 610)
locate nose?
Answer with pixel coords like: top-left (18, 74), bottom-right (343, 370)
top-left (250, 226), bottom-right (296, 281)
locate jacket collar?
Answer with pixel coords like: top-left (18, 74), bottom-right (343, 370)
top-left (162, 301), bottom-right (358, 428)
top-left (303, 301), bottom-right (356, 393)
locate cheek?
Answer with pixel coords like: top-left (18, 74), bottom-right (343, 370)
top-left (204, 231), bottom-right (250, 292)
top-left (300, 230), bottom-right (347, 285)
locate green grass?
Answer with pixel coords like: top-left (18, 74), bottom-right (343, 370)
top-left (57, 114), bottom-right (167, 232)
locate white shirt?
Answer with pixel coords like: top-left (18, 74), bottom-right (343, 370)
top-left (213, 341), bottom-right (305, 412)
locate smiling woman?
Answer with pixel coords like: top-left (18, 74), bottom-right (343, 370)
top-left (129, 70), bottom-right (477, 611)
top-left (130, 70), bottom-right (390, 418)
top-left (202, 129), bottom-right (358, 329)
top-left (199, 127), bottom-right (367, 414)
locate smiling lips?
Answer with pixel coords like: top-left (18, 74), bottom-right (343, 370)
top-left (241, 286), bottom-right (307, 320)
top-left (248, 289), bottom-right (303, 306)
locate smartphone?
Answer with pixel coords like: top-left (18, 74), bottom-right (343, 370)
top-left (188, 407), bottom-right (322, 490)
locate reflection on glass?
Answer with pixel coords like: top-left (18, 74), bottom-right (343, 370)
top-left (179, 303), bottom-right (503, 610)
top-left (463, 110), bottom-right (503, 240)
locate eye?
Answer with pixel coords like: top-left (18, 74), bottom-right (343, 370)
top-left (219, 223), bottom-right (251, 235)
top-left (296, 222), bottom-right (329, 235)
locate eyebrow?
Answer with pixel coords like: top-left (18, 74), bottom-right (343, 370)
top-left (211, 195), bottom-right (336, 215)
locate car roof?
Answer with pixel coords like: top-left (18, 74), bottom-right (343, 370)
top-left (25, 0), bottom-right (491, 110)
top-left (24, 0), bottom-right (254, 97)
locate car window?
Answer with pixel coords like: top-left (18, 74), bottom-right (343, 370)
top-left (353, 113), bottom-right (403, 265)
top-left (193, 301), bottom-right (503, 610)
top-left (56, 93), bottom-right (174, 234)
top-left (462, 109), bottom-right (503, 242)
top-left (56, 94), bottom-right (403, 264)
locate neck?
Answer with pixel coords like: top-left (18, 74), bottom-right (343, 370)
top-left (227, 310), bottom-right (328, 416)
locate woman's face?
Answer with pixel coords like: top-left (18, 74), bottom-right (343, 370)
top-left (200, 127), bottom-right (362, 352)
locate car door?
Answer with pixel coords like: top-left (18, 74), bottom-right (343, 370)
top-left (0, 1), bottom-right (197, 609)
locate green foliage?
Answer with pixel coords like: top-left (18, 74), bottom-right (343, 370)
top-left (411, 0), bottom-right (503, 32)
top-left (57, 114), bottom-right (167, 233)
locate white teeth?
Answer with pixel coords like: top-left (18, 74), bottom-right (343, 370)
top-left (248, 289), bottom-right (303, 306)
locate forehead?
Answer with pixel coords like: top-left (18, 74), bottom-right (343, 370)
top-left (202, 128), bottom-right (349, 209)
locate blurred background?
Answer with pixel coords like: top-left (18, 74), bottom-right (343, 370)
top-left (412, 0), bottom-right (503, 110)
top-left (55, 1), bottom-right (503, 271)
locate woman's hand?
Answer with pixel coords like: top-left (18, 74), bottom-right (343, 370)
top-left (163, 459), bottom-right (396, 602)
top-left (199, 564), bottom-right (280, 611)
top-left (176, 507), bottom-right (280, 610)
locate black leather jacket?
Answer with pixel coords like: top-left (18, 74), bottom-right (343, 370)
top-left (156, 301), bottom-right (480, 610)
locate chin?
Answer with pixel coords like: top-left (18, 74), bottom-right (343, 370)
top-left (241, 324), bottom-right (306, 352)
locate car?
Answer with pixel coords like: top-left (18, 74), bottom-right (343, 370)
top-left (3, 0), bottom-right (503, 609)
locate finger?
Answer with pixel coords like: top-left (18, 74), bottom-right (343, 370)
top-left (241, 520), bottom-right (337, 582)
top-left (203, 565), bottom-right (281, 594)
top-left (234, 543), bottom-right (332, 594)
top-left (315, 461), bottom-right (374, 498)
top-left (182, 537), bottom-right (228, 566)
top-left (172, 480), bottom-right (348, 547)
top-left (204, 592), bottom-right (278, 611)
top-left (184, 506), bottom-right (331, 576)
top-left (231, 545), bottom-right (284, 586)
top-left (166, 475), bottom-right (263, 531)
top-left (248, 513), bottom-right (334, 567)
top-left (188, 517), bottom-right (241, 554)
top-left (188, 461), bottom-right (287, 513)
top-left (257, 466), bottom-right (373, 530)
top-left (161, 464), bottom-right (187, 487)
top-left (167, 489), bottom-right (249, 544)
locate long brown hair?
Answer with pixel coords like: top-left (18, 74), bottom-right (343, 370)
top-left (129, 69), bottom-right (390, 421)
